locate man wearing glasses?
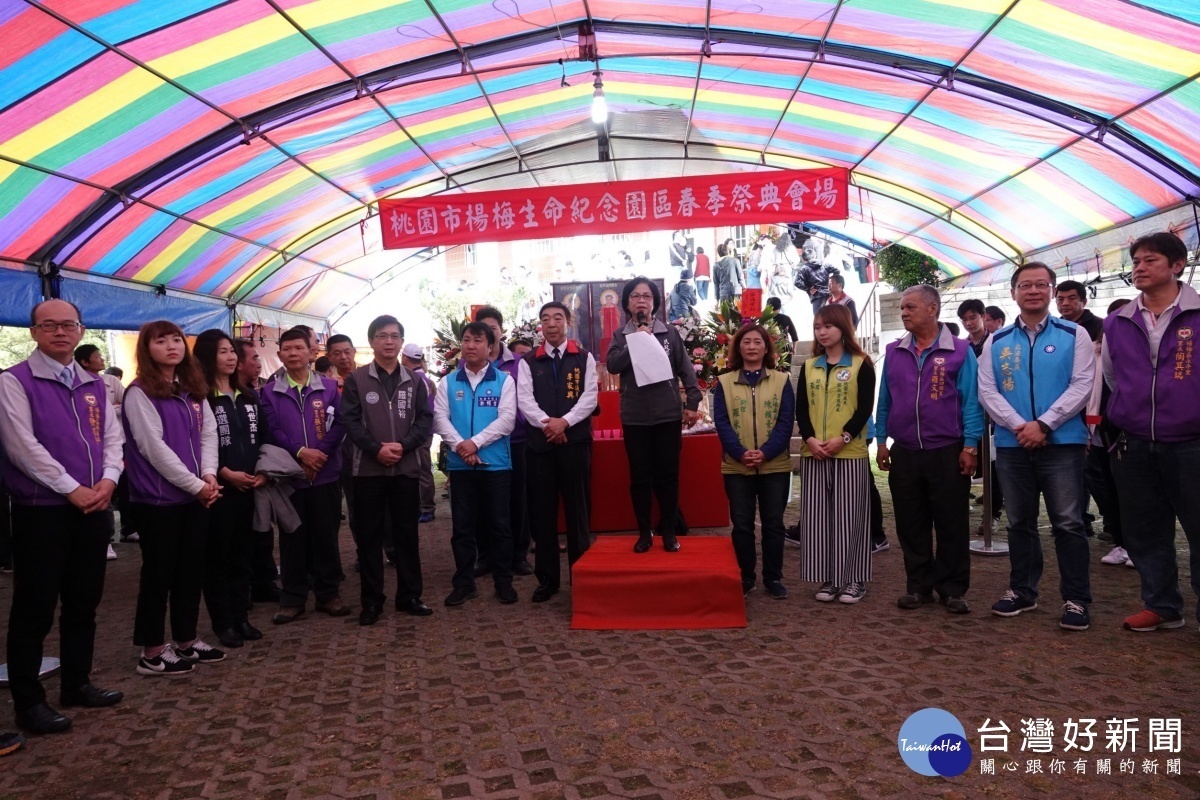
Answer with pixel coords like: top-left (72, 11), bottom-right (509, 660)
top-left (0, 300), bottom-right (126, 734)
top-left (340, 316), bottom-right (433, 626)
top-left (978, 263), bottom-right (1095, 631)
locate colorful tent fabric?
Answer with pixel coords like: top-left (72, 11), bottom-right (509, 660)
top-left (2, 0), bottom-right (1199, 319)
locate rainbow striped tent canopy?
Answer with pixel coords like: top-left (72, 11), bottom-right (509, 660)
top-left (2, 0), bottom-right (1199, 320)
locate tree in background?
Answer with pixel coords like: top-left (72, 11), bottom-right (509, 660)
top-left (0, 326), bottom-right (108, 369)
top-left (874, 242), bottom-right (941, 291)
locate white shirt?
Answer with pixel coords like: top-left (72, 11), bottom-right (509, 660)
top-left (123, 384), bottom-right (219, 495)
top-left (977, 313), bottom-right (1095, 433)
top-left (516, 344), bottom-right (599, 430)
top-left (432, 364), bottom-right (516, 449)
top-left (0, 349), bottom-right (125, 495)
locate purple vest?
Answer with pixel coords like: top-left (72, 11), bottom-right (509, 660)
top-left (122, 380), bottom-right (205, 505)
top-left (1104, 303), bottom-right (1200, 443)
top-left (883, 335), bottom-right (971, 450)
top-left (5, 361), bottom-right (107, 506)
top-left (494, 347), bottom-right (525, 444)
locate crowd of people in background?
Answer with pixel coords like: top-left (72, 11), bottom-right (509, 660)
top-left (0, 231), bottom-right (1196, 753)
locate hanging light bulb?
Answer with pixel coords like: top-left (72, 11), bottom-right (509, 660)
top-left (591, 71), bottom-right (607, 125)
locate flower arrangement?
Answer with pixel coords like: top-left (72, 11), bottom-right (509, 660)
top-left (507, 319), bottom-right (543, 348)
top-left (674, 300), bottom-right (792, 391)
top-left (431, 316), bottom-right (469, 377)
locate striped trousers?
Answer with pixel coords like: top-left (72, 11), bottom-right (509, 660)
top-left (798, 456), bottom-right (872, 584)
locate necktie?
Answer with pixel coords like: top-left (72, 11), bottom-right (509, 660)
top-left (552, 347), bottom-right (562, 366)
top-left (60, 366), bottom-right (73, 387)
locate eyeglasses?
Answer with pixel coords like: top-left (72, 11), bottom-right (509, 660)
top-left (1015, 281), bottom-right (1054, 292)
top-left (629, 292), bottom-right (654, 300)
top-left (373, 333), bottom-right (402, 342)
top-left (33, 321), bottom-right (81, 332)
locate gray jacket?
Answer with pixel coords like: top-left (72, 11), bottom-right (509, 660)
top-left (341, 361), bottom-right (433, 479)
top-left (605, 319), bottom-right (703, 427)
top-left (253, 444), bottom-right (305, 533)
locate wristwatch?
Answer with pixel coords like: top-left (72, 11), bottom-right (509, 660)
top-left (1037, 420), bottom-right (1052, 435)
top-left (841, 431), bottom-right (852, 444)
top-left (963, 446), bottom-right (978, 456)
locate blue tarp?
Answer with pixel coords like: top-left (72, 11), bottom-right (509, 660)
top-left (0, 268), bottom-right (45, 327)
top-left (58, 278), bottom-right (231, 334)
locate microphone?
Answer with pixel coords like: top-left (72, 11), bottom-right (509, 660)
top-left (636, 311), bottom-right (647, 327)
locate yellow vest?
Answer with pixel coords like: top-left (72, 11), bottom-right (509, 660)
top-left (716, 369), bottom-right (794, 476)
top-left (801, 353), bottom-right (868, 459)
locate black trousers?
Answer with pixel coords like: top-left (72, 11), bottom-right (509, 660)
top-left (279, 482), bottom-right (343, 607)
top-left (869, 479), bottom-right (885, 546)
top-left (888, 443), bottom-right (971, 598)
top-left (1084, 444), bottom-right (1122, 546)
top-left (0, 486), bottom-right (11, 567)
top-left (622, 422), bottom-right (682, 537)
top-left (250, 527), bottom-right (278, 593)
top-left (354, 475), bottom-right (423, 609)
top-left (203, 491), bottom-right (254, 632)
top-left (527, 443), bottom-right (592, 589)
top-left (451, 470), bottom-right (513, 591)
top-left (341, 468), bottom-right (359, 549)
top-left (7, 504), bottom-right (109, 710)
top-left (476, 440), bottom-right (529, 568)
top-left (133, 502), bottom-right (208, 647)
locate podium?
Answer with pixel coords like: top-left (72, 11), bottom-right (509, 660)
top-left (570, 536), bottom-right (746, 630)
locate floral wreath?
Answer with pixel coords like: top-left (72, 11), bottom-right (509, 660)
top-left (431, 316), bottom-right (546, 377)
top-left (674, 300), bottom-right (791, 391)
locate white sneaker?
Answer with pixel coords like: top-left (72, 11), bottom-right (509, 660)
top-left (106, 544), bottom-right (117, 561)
top-left (1100, 546), bottom-right (1128, 565)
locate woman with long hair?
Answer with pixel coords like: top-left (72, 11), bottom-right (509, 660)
top-left (796, 303), bottom-right (876, 604)
top-left (605, 277), bottom-right (703, 552)
top-left (194, 330), bottom-right (266, 649)
top-left (713, 324), bottom-right (795, 598)
top-left (125, 321), bottom-right (222, 675)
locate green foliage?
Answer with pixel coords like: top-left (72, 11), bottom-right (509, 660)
top-left (416, 278), bottom-right (535, 332)
top-left (876, 243), bottom-right (941, 291)
top-left (0, 326), bottom-right (109, 369)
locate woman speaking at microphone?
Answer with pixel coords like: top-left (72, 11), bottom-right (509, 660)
top-left (605, 277), bottom-right (703, 553)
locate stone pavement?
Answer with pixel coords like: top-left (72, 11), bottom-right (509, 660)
top-left (0, 480), bottom-right (1197, 800)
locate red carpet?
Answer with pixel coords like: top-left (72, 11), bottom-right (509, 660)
top-left (570, 535), bottom-right (747, 630)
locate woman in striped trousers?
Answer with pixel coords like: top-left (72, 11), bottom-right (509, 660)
top-left (796, 303), bottom-right (876, 604)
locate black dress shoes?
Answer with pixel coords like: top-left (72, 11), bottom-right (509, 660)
top-left (531, 585), bottom-right (558, 603)
top-left (60, 684), bottom-right (123, 709)
top-left (661, 534), bottom-right (681, 552)
top-left (359, 606), bottom-right (382, 626)
top-left (238, 621), bottom-right (263, 641)
top-left (15, 703), bottom-right (71, 734)
top-left (397, 598), bottom-right (433, 616)
top-left (496, 585), bottom-right (518, 604)
top-left (633, 533), bottom-right (653, 553)
top-left (216, 627), bottom-right (245, 649)
top-left (512, 560), bottom-right (534, 576)
top-left (473, 560), bottom-right (492, 577)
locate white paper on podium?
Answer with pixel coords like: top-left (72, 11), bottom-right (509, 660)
top-left (626, 330), bottom-right (674, 386)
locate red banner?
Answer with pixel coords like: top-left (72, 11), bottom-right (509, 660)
top-left (379, 168), bottom-right (848, 250)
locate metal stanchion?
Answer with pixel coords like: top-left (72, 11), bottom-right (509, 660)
top-left (971, 416), bottom-right (1008, 555)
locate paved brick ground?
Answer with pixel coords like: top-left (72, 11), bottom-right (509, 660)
top-left (0, 476), bottom-right (1196, 800)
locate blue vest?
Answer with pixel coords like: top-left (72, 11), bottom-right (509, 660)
top-left (988, 318), bottom-right (1088, 447)
top-left (446, 364), bottom-right (512, 471)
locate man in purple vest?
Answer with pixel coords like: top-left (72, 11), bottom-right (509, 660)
top-left (474, 306), bottom-right (533, 577)
top-left (0, 300), bottom-right (125, 734)
top-left (875, 285), bottom-right (983, 615)
top-left (260, 327), bottom-right (347, 624)
top-left (517, 301), bottom-right (599, 602)
top-left (1102, 232), bottom-right (1200, 632)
